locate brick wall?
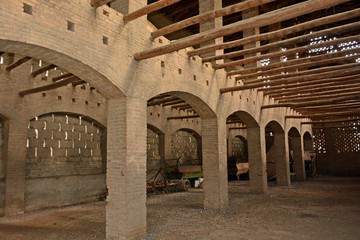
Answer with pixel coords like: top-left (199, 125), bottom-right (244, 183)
top-left (25, 113), bottom-right (106, 210)
top-left (0, 118), bottom-right (5, 216)
top-left (171, 129), bottom-right (201, 166)
top-left (230, 136), bottom-right (248, 162)
top-left (147, 127), bottom-right (162, 177)
top-left (314, 125), bottom-right (360, 175)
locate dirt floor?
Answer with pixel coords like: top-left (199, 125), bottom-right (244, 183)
top-left (0, 175), bottom-right (360, 240)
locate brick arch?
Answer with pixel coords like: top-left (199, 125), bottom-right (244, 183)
top-left (232, 110), bottom-right (260, 128)
top-left (0, 40), bottom-right (123, 99)
top-left (288, 127), bottom-right (301, 137)
top-left (303, 131), bottom-right (314, 151)
top-left (147, 91), bottom-right (216, 119)
top-left (266, 120), bottom-right (284, 134)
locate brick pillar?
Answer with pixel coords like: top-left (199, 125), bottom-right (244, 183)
top-left (248, 127), bottom-right (268, 193)
top-left (110, 0), bottom-right (146, 15)
top-left (275, 132), bottom-right (291, 186)
top-left (106, 97), bottom-right (147, 240)
top-left (202, 117), bottom-right (228, 210)
top-left (199, 0), bottom-right (223, 60)
top-left (293, 135), bottom-right (305, 181)
top-left (4, 118), bottom-right (28, 216)
top-left (242, 7), bottom-right (260, 67)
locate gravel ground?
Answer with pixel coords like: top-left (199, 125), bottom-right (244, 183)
top-left (0, 176), bottom-right (359, 240)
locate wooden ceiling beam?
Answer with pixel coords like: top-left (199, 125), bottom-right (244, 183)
top-left (171, 103), bottom-right (191, 109)
top-left (221, 67), bottom-right (360, 93)
top-left (147, 96), bottom-right (179, 106)
top-left (301, 117), bottom-right (360, 125)
top-left (262, 94), bottom-right (360, 110)
top-left (268, 82), bottom-right (360, 98)
top-left (134, 0), bottom-right (348, 60)
top-left (19, 76), bottom-right (80, 97)
top-left (52, 73), bottom-right (73, 82)
top-left (151, 0), bottom-right (277, 38)
top-left (31, 64), bottom-right (57, 78)
top-left (188, 8), bottom-right (360, 58)
top-left (227, 47), bottom-right (358, 77)
top-left (238, 52), bottom-right (359, 80)
top-left (260, 74), bottom-right (360, 93)
top-left (244, 62), bottom-right (359, 85)
top-left (297, 110), bottom-right (360, 119)
top-left (161, 99), bottom-right (185, 106)
top-left (123, 0), bottom-right (182, 22)
top-left (6, 56), bottom-right (31, 72)
top-left (277, 91), bottom-right (359, 103)
top-left (214, 34), bottom-right (359, 70)
top-left (203, 21), bottom-right (360, 63)
top-left (167, 115), bottom-right (200, 120)
top-left (90, 0), bottom-right (116, 8)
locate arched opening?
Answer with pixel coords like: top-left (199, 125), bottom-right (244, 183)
top-left (265, 121), bottom-right (290, 186)
top-left (25, 112), bottom-right (107, 211)
top-left (303, 131), bottom-right (316, 178)
top-left (226, 111), bottom-right (267, 193)
top-left (146, 124), bottom-right (165, 182)
top-left (288, 127), bottom-right (305, 181)
top-left (147, 91), bottom-right (227, 209)
top-left (227, 135), bottom-right (248, 180)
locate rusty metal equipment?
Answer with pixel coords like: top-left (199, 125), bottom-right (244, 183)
top-left (146, 168), bottom-right (190, 193)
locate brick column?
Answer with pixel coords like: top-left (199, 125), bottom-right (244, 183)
top-left (202, 117), bottom-right (228, 210)
top-left (275, 132), bottom-right (291, 186)
top-left (4, 118), bottom-right (28, 216)
top-left (248, 127), bottom-right (268, 193)
top-left (293, 135), bottom-right (305, 181)
top-left (106, 97), bottom-right (147, 240)
top-left (110, 0), bottom-right (146, 15)
top-left (199, 0), bottom-right (223, 60)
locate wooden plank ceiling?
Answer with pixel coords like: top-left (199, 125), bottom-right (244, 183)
top-left (140, 0), bottom-right (360, 122)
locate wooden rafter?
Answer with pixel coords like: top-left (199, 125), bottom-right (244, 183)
top-left (221, 67), bottom-right (360, 93)
top-left (277, 91), bottom-right (360, 103)
top-left (52, 73), bottom-right (73, 82)
top-left (214, 34), bottom-right (359, 70)
top-left (19, 76), bottom-right (80, 97)
top-left (167, 115), bottom-right (200, 120)
top-left (301, 117), bottom-right (360, 125)
top-left (236, 51), bottom-right (359, 80)
top-left (134, 0), bottom-right (349, 60)
top-left (162, 99), bottom-right (185, 106)
top-left (171, 103), bottom-right (191, 109)
top-left (268, 82), bottom-right (360, 98)
top-left (244, 62), bottom-right (359, 85)
top-left (147, 96), bottom-right (179, 106)
top-left (259, 74), bottom-right (360, 93)
top-left (151, 0), bottom-right (277, 38)
top-left (203, 21), bottom-right (360, 63)
top-left (188, 8), bottom-right (360, 58)
top-left (6, 56), bottom-right (31, 72)
top-left (285, 111), bottom-right (360, 120)
top-left (31, 64), bottom-right (57, 78)
top-left (262, 94), bottom-right (360, 110)
top-left (123, 0), bottom-right (182, 22)
top-left (90, 0), bottom-right (116, 8)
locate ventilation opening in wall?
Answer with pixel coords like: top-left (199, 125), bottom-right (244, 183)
top-left (67, 21), bottom-right (75, 31)
top-left (103, 36), bottom-right (108, 45)
top-left (23, 3), bottom-right (32, 15)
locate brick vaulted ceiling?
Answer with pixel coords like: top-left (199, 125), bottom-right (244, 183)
top-left (103, 0), bottom-right (360, 122)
